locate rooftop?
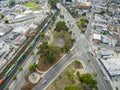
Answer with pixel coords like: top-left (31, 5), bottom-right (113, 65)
top-left (99, 58), bottom-right (120, 77)
top-left (93, 33), bottom-right (101, 40)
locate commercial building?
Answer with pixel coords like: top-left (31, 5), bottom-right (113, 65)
top-left (99, 58), bottom-right (120, 77)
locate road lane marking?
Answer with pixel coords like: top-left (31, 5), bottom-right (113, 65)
top-left (82, 47), bottom-right (108, 90)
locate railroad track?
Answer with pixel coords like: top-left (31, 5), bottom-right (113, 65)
top-left (0, 15), bottom-right (51, 77)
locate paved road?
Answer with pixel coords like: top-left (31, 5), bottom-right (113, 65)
top-left (33, 3), bottom-right (113, 90)
top-left (4, 11), bottom-right (59, 90)
top-left (7, 47), bottom-right (39, 90)
top-left (85, 6), bottom-right (94, 40)
top-left (58, 3), bottom-right (113, 90)
top-left (34, 49), bottom-right (77, 90)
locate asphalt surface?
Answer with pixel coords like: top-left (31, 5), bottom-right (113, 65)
top-left (33, 3), bottom-right (113, 90)
top-left (6, 2), bottom-right (113, 90)
top-left (0, 15), bottom-right (51, 90)
top-left (3, 10), bottom-right (59, 90)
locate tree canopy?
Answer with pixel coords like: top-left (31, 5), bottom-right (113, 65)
top-left (80, 73), bottom-right (98, 90)
top-left (99, 10), bottom-right (105, 15)
top-left (9, 0), bottom-right (15, 7)
top-left (54, 21), bottom-right (69, 32)
top-left (37, 42), bottom-right (62, 63)
top-left (82, 12), bottom-right (86, 16)
top-left (48, 0), bottom-right (59, 9)
top-left (28, 64), bottom-right (37, 72)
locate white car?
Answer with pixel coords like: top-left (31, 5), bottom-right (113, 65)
top-left (42, 80), bottom-right (47, 84)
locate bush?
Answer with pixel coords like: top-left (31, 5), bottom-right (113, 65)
top-left (82, 12), bottom-right (86, 16)
top-left (28, 64), bottom-right (37, 72)
top-left (5, 20), bottom-right (9, 23)
top-left (13, 75), bottom-right (17, 80)
top-left (54, 21), bottom-right (69, 32)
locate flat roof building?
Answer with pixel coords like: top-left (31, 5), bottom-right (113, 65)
top-left (99, 58), bottom-right (120, 77)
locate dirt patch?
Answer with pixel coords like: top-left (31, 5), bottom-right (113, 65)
top-left (46, 61), bottom-right (85, 90)
top-left (53, 38), bottom-right (65, 47)
top-left (37, 54), bottom-right (65, 71)
top-left (21, 72), bottom-right (41, 90)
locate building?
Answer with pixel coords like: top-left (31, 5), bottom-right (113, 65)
top-left (92, 33), bottom-right (102, 44)
top-left (99, 58), bottom-right (120, 77)
top-left (0, 26), bottom-right (13, 36)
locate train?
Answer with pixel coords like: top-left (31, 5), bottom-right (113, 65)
top-left (0, 10), bottom-right (59, 86)
top-left (0, 36), bottom-right (40, 85)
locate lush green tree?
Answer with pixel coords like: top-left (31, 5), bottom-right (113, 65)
top-left (28, 64), bottom-right (37, 72)
top-left (64, 85), bottom-right (78, 90)
top-left (54, 21), bottom-right (69, 32)
top-left (37, 42), bottom-right (62, 63)
top-left (9, 0), bottom-right (15, 7)
top-left (0, 14), bottom-right (4, 19)
top-left (80, 73), bottom-right (98, 90)
top-left (13, 75), bottom-right (17, 80)
top-left (74, 61), bottom-right (82, 68)
top-left (82, 12), bottom-right (86, 16)
top-left (48, 0), bottom-right (59, 8)
top-left (63, 43), bottom-right (70, 53)
top-left (81, 29), bottom-right (85, 33)
top-left (40, 32), bottom-right (45, 39)
top-left (4, 20), bottom-right (9, 24)
top-left (30, 51), bottom-right (34, 55)
top-left (37, 42), bottom-right (48, 55)
top-left (84, 19), bottom-right (89, 23)
top-left (45, 44), bottom-right (61, 63)
top-left (66, 7), bottom-right (71, 12)
top-left (80, 21), bottom-right (85, 28)
top-left (19, 67), bottom-right (23, 72)
top-left (80, 73), bottom-right (93, 84)
top-left (80, 18), bottom-right (85, 22)
top-left (80, 18), bottom-right (89, 23)
top-left (99, 10), bottom-right (105, 15)
top-left (71, 38), bottom-right (75, 43)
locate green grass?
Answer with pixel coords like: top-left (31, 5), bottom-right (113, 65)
top-left (25, 2), bottom-right (43, 11)
top-left (25, 2), bottom-right (36, 8)
top-left (30, 6), bottom-right (43, 11)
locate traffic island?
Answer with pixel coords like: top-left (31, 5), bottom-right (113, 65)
top-left (28, 73), bottom-right (41, 84)
top-left (21, 72), bottom-right (41, 90)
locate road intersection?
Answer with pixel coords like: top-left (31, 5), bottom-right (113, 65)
top-left (33, 3), bottom-right (113, 90)
top-left (6, 3), bottom-right (113, 90)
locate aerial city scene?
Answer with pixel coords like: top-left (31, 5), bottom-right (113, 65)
top-left (0, 0), bottom-right (120, 90)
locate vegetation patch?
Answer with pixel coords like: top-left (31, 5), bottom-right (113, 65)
top-left (66, 7), bottom-right (79, 18)
top-left (76, 17), bottom-right (89, 33)
top-left (47, 61), bottom-right (98, 90)
top-left (37, 42), bottom-right (63, 71)
top-left (21, 72), bottom-right (39, 90)
top-left (25, 2), bottom-right (37, 8)
top-left (37, 21), bottom-right (75, 71)
top-left (25, 2), bottom-right (42, 11)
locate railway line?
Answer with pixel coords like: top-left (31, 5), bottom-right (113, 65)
top-left (0, 10), bottom-right (59, 89)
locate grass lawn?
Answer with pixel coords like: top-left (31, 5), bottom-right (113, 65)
top-left (25, 2), bottom-right (37, 8)
top-left (25, 2), bottom-right (43, 11)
